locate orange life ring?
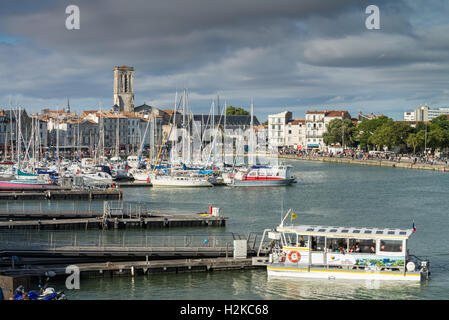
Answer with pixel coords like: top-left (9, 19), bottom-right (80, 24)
top-left (288, 250), bottom-right (301, 263)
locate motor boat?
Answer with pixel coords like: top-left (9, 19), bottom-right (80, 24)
top-left (260, 210), bottom-right (431, 281)
top-left (230, 165), bottom-right (295, 186)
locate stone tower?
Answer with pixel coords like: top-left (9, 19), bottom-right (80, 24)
top-left (113, 65), bottom-right (135, 112)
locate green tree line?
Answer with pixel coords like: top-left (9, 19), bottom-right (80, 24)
top-left (323, 115), bottom-right (449, 153)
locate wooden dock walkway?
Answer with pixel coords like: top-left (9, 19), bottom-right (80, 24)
top-left (0, 257), bottom-right (266, 279)
top-left (0, 256), bottom-right (269, 299)
top-left (0, 213), bottom-right (227, 230)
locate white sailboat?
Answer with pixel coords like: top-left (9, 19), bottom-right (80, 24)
top-left (150, 173), bottom-right (212, 188)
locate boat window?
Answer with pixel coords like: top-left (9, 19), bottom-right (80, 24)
top-left (284, 233), bottom-right (297, 246)
top-left (376, 231), bottom-right (384, 234)
top-left (341, 229), bottom-right (349, 233)
top-left (297, 235), bottom-right (308, 248)
top-left (327, 238), bottom-right (348, 253)
top-left (387, 231), bottom-right (395, 235)
top-left (399, 231), bottom-right (407, 235)
top-left (311, 236), bottom-right (325, 251)
top-left (348, 239), bottom-right (376, 254)
top-left (353, 230), bottom-right (360, 234)
top-left (318, 228), bottom-right (326, 232)
top-left (306, 228), bottom-right (314, 232)
top-left (380, 240), bottom-right (403, 253)
top-left (329, 229), bottom-right (337, 233)
top-left (364, 230), bottom-right (372, 234)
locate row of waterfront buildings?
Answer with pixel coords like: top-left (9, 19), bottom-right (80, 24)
top-left (266, 110), bottom-right (382, 151)
top-left (3, 103), bottom-right (444, 158)
top-left (2, 65), bottom-right (446, 158)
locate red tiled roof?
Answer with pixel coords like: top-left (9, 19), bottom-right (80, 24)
top-left (290, 118), bottom-right (305, 125)
top-left (306, 110), bottom-right (325, 114)
top-left (325, 110), bottom-right (349, 117)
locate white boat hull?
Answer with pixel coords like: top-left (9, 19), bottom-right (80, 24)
top-left (267, 264), bottom-right (423, 281)
top-left (151, 177), bottom-right (213, 188)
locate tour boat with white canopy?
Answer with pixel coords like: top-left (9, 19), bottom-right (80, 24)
top-left (259, 210), bottom-right (430, 281)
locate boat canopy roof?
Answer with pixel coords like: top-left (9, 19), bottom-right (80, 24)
top-left (277, 224), bottom-right (413, 240)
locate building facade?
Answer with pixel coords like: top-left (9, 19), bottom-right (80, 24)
top-left (268, 111), bottom-right (292, 149)
top-left (284, 119), bottom-right (306, 150)
top-left (403, 112), bottom-right (415, 121)
top-left (305, 110), bottom-right (351, 151)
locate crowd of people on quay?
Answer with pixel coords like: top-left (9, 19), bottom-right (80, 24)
top-left (278, 147), bottom-right (449, 166)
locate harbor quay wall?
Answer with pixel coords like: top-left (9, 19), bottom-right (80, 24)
top-left (279, 155), bottom-right (449, 172)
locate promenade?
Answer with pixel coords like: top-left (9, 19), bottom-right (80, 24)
top-left (279, 154), bottom-right (449, 172)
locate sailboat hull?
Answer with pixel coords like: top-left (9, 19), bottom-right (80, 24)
top-left (231, 177), bottom-right (295, 187)
top-left (151, 177), bottom-right (213, 188)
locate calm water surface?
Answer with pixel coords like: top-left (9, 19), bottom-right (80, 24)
top-left (2, 160), bottom-right (449, 299)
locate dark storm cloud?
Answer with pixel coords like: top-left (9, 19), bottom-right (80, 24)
top-left (0, 0), bottom-right (448, 121)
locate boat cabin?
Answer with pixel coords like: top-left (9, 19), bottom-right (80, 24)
top-left (274, 224), bottom-right (413, 269)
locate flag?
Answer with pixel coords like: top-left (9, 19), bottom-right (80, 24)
top-left (291, 213), bottom-right (297, 220)
top-left (412, 221), bottom-right (417, 232)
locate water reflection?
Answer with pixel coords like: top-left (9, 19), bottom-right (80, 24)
top-left (264, 276), bottom-right (423, 300)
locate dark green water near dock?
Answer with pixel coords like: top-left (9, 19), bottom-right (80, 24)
top-left (2, 160), bottom-right (449, 299)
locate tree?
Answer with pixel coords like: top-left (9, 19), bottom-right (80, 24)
top-left (427, 127), bottom-right (449, 151)
top-left (430, 115), bottom-right (449, 131)
top-left (352, 116), bottom-right (392, 150)
top-left (406, 132), bottom-right (424, 153)
top-left (226, 106), bottom-right (249, 116)
top-left (323, 118), bottom-right (355, 147)
top-left (368, 121), bottom-right (412, 151)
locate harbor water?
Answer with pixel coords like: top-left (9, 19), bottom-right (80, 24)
top-left (2, 160), bottom-right (449, 299)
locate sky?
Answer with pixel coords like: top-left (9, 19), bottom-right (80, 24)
top-left (0, 0), bottom-right (448, 121)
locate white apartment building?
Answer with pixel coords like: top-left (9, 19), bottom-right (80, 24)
top-left (305, 111), bottom-right (326, 150)
top-left (403, 112), bottom-right (415, 121)
top-left (411, 105), bottom-right (449, 122)
top-left (268, 111), bottom-right (292, 149)
top-left (305, 110), bottom-right (351, 151)
top-left (284, 119), bottom-right (306, 150)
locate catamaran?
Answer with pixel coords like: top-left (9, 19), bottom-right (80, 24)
top-left (259, 210), bottom-right (430, 281)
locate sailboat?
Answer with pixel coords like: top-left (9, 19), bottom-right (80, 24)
top-left (228, 100), bottom-right (296, 187)
top-left (150, 89), bottom-right (213, 188)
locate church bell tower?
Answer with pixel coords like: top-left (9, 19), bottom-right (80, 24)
top-left (113, 66), bottom-right (135, 112)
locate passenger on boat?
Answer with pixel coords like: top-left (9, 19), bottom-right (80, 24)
top-left (299, 236), bottom-right (305, 247)
top-left (369, 245), bottom-right (375, 253)
top-left (349, 243), bottom-right (361, 253)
